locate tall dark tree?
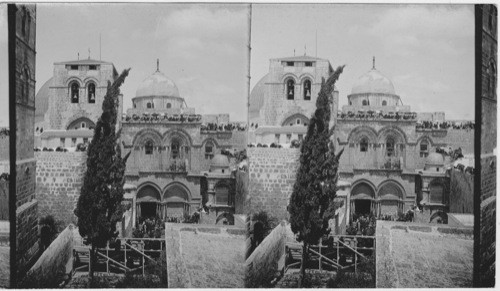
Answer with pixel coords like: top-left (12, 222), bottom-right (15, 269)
top-left (288, 66), bottom-right (345, 286)
top-left (74, 69), bottom-right (131, 283)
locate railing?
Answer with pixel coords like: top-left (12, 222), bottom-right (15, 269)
top-left (284, 235), bottom-right (376, 274)
top-left (73, 237), bottom-right (165, 276)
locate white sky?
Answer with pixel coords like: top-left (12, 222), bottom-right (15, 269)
top-left (250, 4), bottom-right (475, 120)
top-left (34, 3), bottom-right (249, 122)
top-left (0, 3), bottom-right (479, 128)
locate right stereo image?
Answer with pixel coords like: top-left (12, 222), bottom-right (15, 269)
top-left (245, 3), bottom-right (496, 288)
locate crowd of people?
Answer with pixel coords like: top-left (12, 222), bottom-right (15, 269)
top-left (416, 120), bottom-right (474, 130)
top-left (0, 128), bottom-right (9, 137)
top-left (122, 113), bottom-right (202, 123)
top-left (337, 111), bottom-right (418, 120)
top-left (200, 122), bottom-right (247, 132)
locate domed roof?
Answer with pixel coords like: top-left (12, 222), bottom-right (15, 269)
top-left (35, 77), bottom-right (53, 123)
top-left (136, 70), bottom-right (180, 98)
top-left (210, 154), bottom-right (230, 169)
top-left (351, 68), bottom-right (396, 95)
top-left (249, 74), bottom-right (268, 121)
top-left (425, 153), bottom-right (444, 166)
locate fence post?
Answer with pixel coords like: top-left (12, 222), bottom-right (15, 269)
top-left (319, 238), bottom-right (322, 271)
top-left (107, 242), bottom-right (109, 274)
top-left (337, 237), bottom-right (340, 269)
top-left (124, 239), bottom-right (127, 274)
top-left (354, 239), bottom-right (357, 273)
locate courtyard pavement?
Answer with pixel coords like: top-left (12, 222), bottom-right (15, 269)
top-left (376, 221), bottom-right (473, 288)
top-left (0, 246), bottom-right (9, 288)
top-left (165, 223), bottom-right (246, 288)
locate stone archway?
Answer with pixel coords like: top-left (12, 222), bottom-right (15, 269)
top-left (350, 181), bottom-right (376, 216)
top-left (136, 184), bottom-right (162, 219)
top-left (163, 183), bottom-right (191, 219)
top-left (377, 181), bottom-right (405, 216)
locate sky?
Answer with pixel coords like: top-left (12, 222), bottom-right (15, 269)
top-left (250, 4), bottom-right (475, 120)
top-left (34, 4), bottom-right (249, 122)
top-left (0, 5), bottom-right (7, 127)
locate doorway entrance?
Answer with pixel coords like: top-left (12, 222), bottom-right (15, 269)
top-left (141, 202), bottom-right (157, 218)
top-left (355, 200), bottom-right (371, 215)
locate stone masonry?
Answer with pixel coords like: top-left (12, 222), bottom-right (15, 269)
top-left (35, 152), bottom-right (87, 225)
top-left (12, 4), bottom-right (39, 280)
top-left (247, 148), bottom-right (300, 220)
top-left (476, 4), bottom-right (497, 287)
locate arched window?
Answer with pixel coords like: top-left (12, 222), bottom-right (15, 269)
top-left (296, 119), bottom-right (301, 125)
top-left (133, 103), bottom-right (136, 108)
top-left (303, 79), bottom-right (311, 100)
top-left (21, 9), bottom-right (26, 36)
top-left (26, 12), bottom-right (31, 38)
top-left (429, 181), bottom-right (444, 204)
top-left (205, 141), bottom-right (214, 159)
top-left (87, 83), bottom-right (96, 103)
top-left (81, 122), bottom-right (86, 129)
top-left (147, 102), bottom-right (153, 109)
top-left (215, 184), bottom-right (229, 205)
top-left (24, 70), bottom-right (29, 100)
top-left (145, 140), bottom-right (154, 155)
top-left (70, 82), bottom-right (79, 103)
top-left (360, 138), bottom-right (368, 152)
top-left (349, 101), bottom-right (352, 106)
top-left (490, 63), bottom-right (496, 99)
top-left (362, 100), bottom-right (369, 106)
top-left (420, 140), bottom-right (429, 157)
top-left (167, 103), bottom-right (172, 109)
top-left (171, 141), bottom-right (180, 159)
top-left (286, 79), bottom-right (295, 100)
top-left (382, 100), bottom-right (387, 106)
top-left (386, 137), bottom-right (395, 157)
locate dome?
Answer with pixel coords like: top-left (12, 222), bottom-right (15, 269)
top-left (248, 74), bottom-right (269, 119)
top-left (210, 154), bottom-right (230, 169)
top-left (351, 68), bottom-right (396, 95)
top-left (425, 153), bottom-right (444, 167)
top-left (136, 70), bottom-right (180, 98)
top-left (35, 77), bottom-right (53, 124)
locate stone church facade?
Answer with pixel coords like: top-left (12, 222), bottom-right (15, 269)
top-left (35, 59), bottom-right (120, 148)
top-left (249, 55), bottom-right (474, 220)
top-left (35, 60), bottom-right (247, 225)
top-left (120, 63), bottom-right (247, 223)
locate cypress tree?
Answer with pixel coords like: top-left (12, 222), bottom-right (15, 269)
top-left (288, 65), bottom-right (345, 286)
top-left (74, 69), bottom-right (131, 284)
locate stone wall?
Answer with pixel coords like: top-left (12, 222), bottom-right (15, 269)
top-left (35, 152), bottom-right (87, 225)
top-left (165, 223), bottom-right (246, 288)
top-left (0, 181), bottom-right (8, 221)
top-left (479, 154), bottom-right (496, 286)
top-left (477, 4), bottom-right (497, 287)
top-left (14, 4), bottom-right (39, 280)
top-left (245, 221), bottom-right (291, 288)
top-left (20, 225), bottom-right (74, 287)
top-left (248, 148), bottom-right (300, 220)
top-left (0, 135), bottom-right (8, 162)
top-left (449, 169), bottom-right (473, 214)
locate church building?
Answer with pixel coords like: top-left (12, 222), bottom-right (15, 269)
top-left (249, 55), bottom-right (474, 221)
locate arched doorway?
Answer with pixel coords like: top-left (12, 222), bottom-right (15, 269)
top-left (350, 182), bottom-right (375, 216)
top-left (136, 185), bottom-right (161, 219)
top-left (163, 184), bottom-right (190, 219)
top-left (377, 181), bottom-right (404, 216)
top-left (214, 182), bottom-right (231, 206)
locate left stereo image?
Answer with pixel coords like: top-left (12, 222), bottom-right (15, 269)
top-left (4, 3), bottom-right (250, 288)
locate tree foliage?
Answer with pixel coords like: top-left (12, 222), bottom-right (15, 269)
top-left (288, 66), bottom-right (345, 285)
top-left (74, 68), bottom-right (131, 280)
